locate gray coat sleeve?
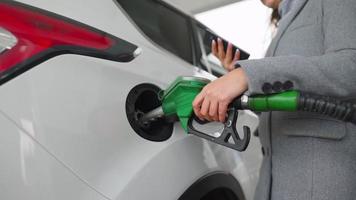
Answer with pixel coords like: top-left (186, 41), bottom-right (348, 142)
top-left (237, 0), bottom-right (356, 98)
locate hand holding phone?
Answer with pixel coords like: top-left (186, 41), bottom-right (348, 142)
top-left (210, 37), bottom-right (246, 71)
top-left (203, 30), bottom-right (249, 60)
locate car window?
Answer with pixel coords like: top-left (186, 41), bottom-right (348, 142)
top-left (196, 25), bottom-right (213, 56)
top-left (117, 0), bottom-right (193, 64)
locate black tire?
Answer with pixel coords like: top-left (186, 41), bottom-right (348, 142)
top-left (179, 172), bottom-right (245, 200)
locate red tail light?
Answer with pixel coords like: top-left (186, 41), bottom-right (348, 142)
top-left (0, 1), bottom-right (140, 85)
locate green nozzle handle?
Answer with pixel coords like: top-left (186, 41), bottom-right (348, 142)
top-left (247, 90), bottom-right (299, 111)
top-left (247, 91), bottom-right (356, 124)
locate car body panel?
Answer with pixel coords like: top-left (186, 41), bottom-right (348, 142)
top-left (0, 0), bottom-right (262, 199)
top-left (0, 111), bottom-right (108, 200)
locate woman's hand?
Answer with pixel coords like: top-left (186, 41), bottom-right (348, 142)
top-left (212, 38), bottom-right (240, 72)
top-left (193, 68), bottom-right (248, 123)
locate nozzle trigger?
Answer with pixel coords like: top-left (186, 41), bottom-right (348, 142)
top-left (187, 100), bottom-right (251, 151)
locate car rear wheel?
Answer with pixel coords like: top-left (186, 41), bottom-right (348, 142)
top-left (201, 188), bottom-right (239, 200)
top-left (179, 172), bottom-right (245, 200)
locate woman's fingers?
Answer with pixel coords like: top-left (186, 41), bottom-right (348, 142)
top-left (194, 97), bottom-right (228, 122)
top-left (232, 49), bottom-right (241, 63)
top-left (218, 101), bottom-right (228, 122)
top-left (225, 43), bottom-right (233, 62)
top-left (213, 39), bottom-right (240, 72)
top-left (223, 49), bottom-right (241, 71)
top-left (211, 40), bottom-right (218, 58)
top-left (200, 98), bottom-right (210, 119)
top-left (208, 100), bottom-right (219, 121)
top-left (193, 68), bottom-right (248, 123)
top-left (217, 38), bottom-right (225, 60)
top-left (192, 92), bottom-right (204, 119)
top-left (224, 43), bottom-right (235, 71)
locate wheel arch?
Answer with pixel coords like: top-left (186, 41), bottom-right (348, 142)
top-left (178, 172), bottom-right (246, 200)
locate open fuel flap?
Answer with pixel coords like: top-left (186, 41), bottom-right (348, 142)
top-left (125, 83), bottom-right (174, 142)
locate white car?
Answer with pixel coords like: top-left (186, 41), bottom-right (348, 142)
top-left (0, 0), bottom-right (262, 200)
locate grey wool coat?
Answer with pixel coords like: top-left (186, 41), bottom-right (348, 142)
top-left (237, 0), bottom-right (356, 199)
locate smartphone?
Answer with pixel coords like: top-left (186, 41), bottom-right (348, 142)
top-left (203, 30), bottom-right (250, 60)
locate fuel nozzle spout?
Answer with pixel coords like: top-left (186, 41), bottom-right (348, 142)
top-left (140, 106), bottom-right (165, 124)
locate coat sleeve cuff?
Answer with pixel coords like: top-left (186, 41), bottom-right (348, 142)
top-left (235, 57), bottom-right (296, 95)
top-left (236, 59), bottom-right (269, 95)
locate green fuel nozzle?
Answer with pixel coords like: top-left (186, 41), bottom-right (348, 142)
top-left (142, 76), bottom-right (356, 151)
top-left (159, 76), bottom-right (210, 131)
top-left (156, 77), bottom-right (301, 131)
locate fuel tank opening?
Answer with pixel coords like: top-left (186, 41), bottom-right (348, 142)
top-left (126, 83), bottom-right (173, 142)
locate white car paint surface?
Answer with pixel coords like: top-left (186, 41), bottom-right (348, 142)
top-left (0, 0), bottom-right (262, 199)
